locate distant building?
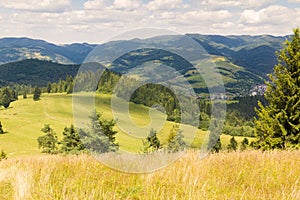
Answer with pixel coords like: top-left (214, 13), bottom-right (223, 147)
top-left (249, 84), bottom-right (267, 96)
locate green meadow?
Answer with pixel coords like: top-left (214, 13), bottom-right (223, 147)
top-left (0, 93), bottom-right (247, 156)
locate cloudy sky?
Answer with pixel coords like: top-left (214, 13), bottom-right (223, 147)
top-left (0, 0), bottom-right (299, 44)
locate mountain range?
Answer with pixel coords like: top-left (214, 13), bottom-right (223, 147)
top-left (0, 34), bottom-right (289, 95)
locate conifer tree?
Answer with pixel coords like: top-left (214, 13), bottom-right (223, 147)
top-left (80, 110), bottom-right (119, 153)
top-left (167, 124), bottom-right (186, 152)
top-left (33, 86), bottom-right (41, 101)
top-left (1, 88), bottom-right (11, 108)
top-left (207, 119), bottom-right (223, 153)
top-left (1, 94), bottom-right (11, 109)
top-left (37, 124), bottom-right (58, 154)
top-left (23, 91), bottom-right (27, 99)
top-left (227, 136), bottom-right (238, 151)
top-left (60, 124), bottom-right (85, 154)
top-left (255, 28), bottom-right (300, 149)
top-left (47, 83), bottom-right (52, 93)
top-left (143, 128), bottom-right (161, 153)
top-left (240, 137), bottom-right (249, 151)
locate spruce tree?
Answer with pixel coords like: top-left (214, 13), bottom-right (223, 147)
top-left (255, 28), bottom-right (300, 150)
top-left (33, 86), bottom-right (41, 101)
top-left (143, 128), bottom-right (161, 153)
top-left (80, 110), bottom-right (119, 153)
top-left (240, 137), bottom-right (249, 151)
top-left (207, 119), bottom-right (222, 153)
top-left (227, 136), bottom-right (238, 151)
top-left (2, 94), bottom-right (11, 109)
top-left (60, 124), bottom-right (86, 154)
top-left (1, 88), bottom-right (12, 109)
top-left (23, 91), bottom-right (27, 99)
top-left (37, 124), bottom-right (58, 154)
top-left (47, 83), bottom-right (52, 93)
top-left (167, 124), bottom-right (186, 153)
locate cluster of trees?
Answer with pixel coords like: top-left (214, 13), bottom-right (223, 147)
top-left (142, 125), bottom-right (187, 153)
top-left (0, 87), bottom-right (18, 108)
top-left (210, 135), bottom-right (250, 153)
top-left (37, 110), bottom-right (188, 155)
top-left (46, 75), bottom-right (74, 94)
top-left (131, 84), bottom-right (181, 122)
top-left (37, 110), bottom-right (119, 154)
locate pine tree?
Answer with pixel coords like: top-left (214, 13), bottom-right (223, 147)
top-left (167, 124), bottom-right (186, 153)
top-left (0, 122), bottom-right (4, 134)
top-left (80, 110), bottom-right (119, 153)
top-left (1, 88), bottom-right (12, 109)
top-left (143, 128), bottom-right (161, 153)
top-left (240, 138), bottom-right (249, 151)
top-left (33, 86), bottom-right (41, 101)
top-left (37, 124), bottom-right (58, 154)
top-left (227, 136), bottom-right (238, 151)
top-left (47, 83), bottom-right (52, 93)
top-left (60, 124), bottom-right (86, 154)
top-left (1, 94), bottom-right (11, 109)
top-left (255, 28), bottom-right (300, 150)
top-left (23, 91), bottom-right (27, 99)
top-left (207, 119), bottom-right (222, 153)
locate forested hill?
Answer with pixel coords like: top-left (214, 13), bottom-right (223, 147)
top-left (0, 35), bottom-right (287, 77)
top-left (0, 35), bottom-right (289, 94)
top-left (187, 34), bottom-right (287, 75)
top-left (0, 37), bottom-right (96, 64)
top-left (0, 59), bottom-right (80, 86)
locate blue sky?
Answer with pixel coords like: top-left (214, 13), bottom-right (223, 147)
top-left (0, 0), bottom-right (299, 44)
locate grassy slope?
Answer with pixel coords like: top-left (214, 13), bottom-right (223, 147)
top-left (0, 150), bottom-right (299, 199)
top-left (0, 93), bottom-right (247, 156)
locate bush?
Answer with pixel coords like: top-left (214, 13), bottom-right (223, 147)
top-left (0, 150), bottom-right (7, 161)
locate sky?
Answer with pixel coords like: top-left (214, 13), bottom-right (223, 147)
top-left (0, 0), bottom-right (299, 44)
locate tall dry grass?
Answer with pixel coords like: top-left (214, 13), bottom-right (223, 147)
top-left (0, 150), bottom-right (299, 200)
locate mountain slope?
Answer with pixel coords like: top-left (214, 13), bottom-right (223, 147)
top-left (187, 34), bottom-right (287, 75)
top-left (0, 59), bottom-right (80, 86)
top-left (0, 37), bottom-right (96, 64)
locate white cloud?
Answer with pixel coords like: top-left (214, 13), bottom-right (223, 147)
top-left (288, 0), bottom-right (300, 2)
top-left (0, 0), bottom-right (70, 12)
top-left (147, 0), bottom-right (184, 11)
top-left (239, 0), bottom-right (275, 9)
top-left (240, 5), bottom-right (300, 25)
top-left (179, 10), bottom-right (231, 23)
top-left (113, 0), bottom-right (141, 10)
top-left (84, 0), bottom-right (106, 10)
top-left (0, 0), bottom-right (299, 43)
top-left (190, 0), bottom-right (275, 10)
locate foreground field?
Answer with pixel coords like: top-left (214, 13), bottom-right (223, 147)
top-left (0, 93), bottom-right (248, 156)
top-left (0, 150), bottom-right (299, 200)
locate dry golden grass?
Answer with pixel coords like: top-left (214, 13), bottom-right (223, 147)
top-left (0, 150), bottom-right (299, 200)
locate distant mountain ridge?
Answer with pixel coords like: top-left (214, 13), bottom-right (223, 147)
top-left (0, 34), bottom-right (287, 74)
top-left (0, 37), bottom-right (96, 64)
top-left (0, 35), bottom-right (289, 95)
top-left (186, 34), bottom-right (288, 75)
